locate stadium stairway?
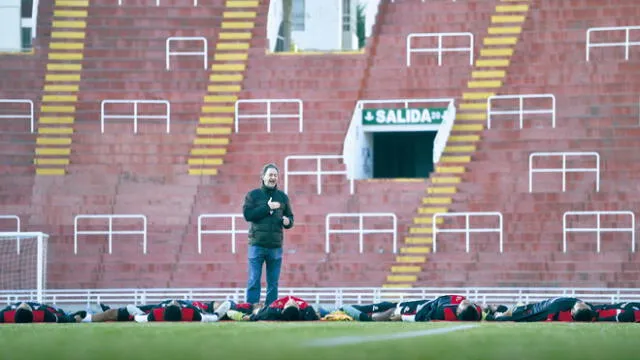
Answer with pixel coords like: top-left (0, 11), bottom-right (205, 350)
top-left (187, 0), bottom-right (260, 176)
top-left (393, 0), bottom-right (640, 287)
top-left (0, 0), bottom-right (52, 226)
top-left (349, 0), bottom-right (519, 287)
top-left (34, 0), bottom-right (92, 176)
top-left (29, 0), bottom-right (235, 288)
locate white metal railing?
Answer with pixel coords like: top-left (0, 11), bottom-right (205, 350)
top-left (529, 152), bottom-right (600, 193)
top-left (487, 94), bottom-right (556, 129)
top-left (119, 0), bottom-right (199, 6)
top-left (325, 213), bottom-right (397, 254)
top-left (563, 211), bottom-right (636, 253)
top-left (432, 212), bottom-right (504, 253)
top-left (235, 99), bottom-right (304, 133)
top-left (0, 99), bottom-right (34, 133)
top-left (74, 215), bottom-right (148, 255)
top-left (284, 155), bottom-right (354, 195)
top-left (165, 36), bottom-right (207, 70)
top-left (0, 215), bottom-right (22, 254)
top-left (586, 25), bottom-right (640, 61)
top-left (101, 100), bottom-right (171, 134)
top-left (0, 215), bottom-right (20, 233)
top-left (6, 287), bottom-right (640, 308)
top-left (406, 32), bottom-right (474, 67)
top-left (197, 214), bottom-right (248, 254)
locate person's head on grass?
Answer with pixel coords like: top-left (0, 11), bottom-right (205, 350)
top-left (456, 300), bottom-right (482, 321)
top-left (571, 301), bottom-right (594, 322)
top-left (164, 300), bottom-right (183, 322)
top-left (14, 302), bottom-right (34, 323)
top-left (281, 298), bottom-right (300, 321)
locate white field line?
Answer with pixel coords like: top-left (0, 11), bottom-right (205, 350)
top-left (306, 324), bottom-right (479, 347)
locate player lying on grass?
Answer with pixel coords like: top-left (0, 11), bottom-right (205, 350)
top-left (128, 299), bottom-right (232, 322)
top-left (0, 302), bottom-right (86, 323)
top-left (589, 302), bottom-right (640, 322)
top-left (90, 299), bottom-right (237, 322)
top-left (321, 295), bottom-right (482, 322)
top-left (225, 296), bottom-right (319, 321)
top-left (390, 295), bottom-right (483, 322)
top-left (318, 301), bottom-right (397, 321)
top-left (486, 297), bottom-right (594, 322)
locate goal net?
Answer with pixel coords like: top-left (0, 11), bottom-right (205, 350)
top-left (0, 232), bottom-right (48, 302)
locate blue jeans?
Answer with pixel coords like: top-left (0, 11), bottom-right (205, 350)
top-left (246, 245), bottom-right (283, 306)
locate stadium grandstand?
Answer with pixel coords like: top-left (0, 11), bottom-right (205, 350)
top-left (0, 0), bottom-right (639, 357)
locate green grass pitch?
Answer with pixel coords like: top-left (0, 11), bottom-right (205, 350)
top-left (1, 322), bottom-right (639, 360)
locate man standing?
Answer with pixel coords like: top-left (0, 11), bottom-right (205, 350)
top-left (243, 163), bottom-right (294, 306)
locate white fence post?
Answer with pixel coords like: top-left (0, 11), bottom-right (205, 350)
top-left (529, 152), bottom-right (600, 193)
top-left (166, 36), bottom-right (208, 70)
top-left (284, 155), bottom-right (354, 195)
top-left (487, 94), bottom-right (556, 129)
top-left (325, 213), bottom-right (397, 254)
top-left (406, 32), bottom-right (474, 67)
top-left (74, 214), bottom-right (148, 255)
top-left (0, 99), bottom-right (34, 133)
top-left (563, 211), bottom-right (635, 253)
top-left (197, 214), bottom-right (248, 254)
top-left (235, 99), bottom-right (304, 133)
top-left (0, 215), bottom-right (22, 254)
top-left (101, 100), bottom-right (171, 134)
top-left (432, 212), bottom-right (503, 253)
top-left (586, 26), bottom-right (640, 62)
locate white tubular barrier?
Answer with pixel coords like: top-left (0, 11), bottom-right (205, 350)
top-left (119, 0), bottom-right (199, 5)
top-left (0, 99), bottom-right (34, 133)
top-left (6, 286), bottom-right (640, 308)
top-left (529, 152), bottom-right (600, 193)
top-left (284, 155), bottom-right (354, 195)
top-left (165, 36), bottom-right (207, 70)
top-left (325, 213), bottom-right (397, 254)
top-left (432, 212), bottom-right (503, 253)
top-left (406, 32), bottom-right (474, 67)
top-left (197, 214), bottom-right (248, 254)
top-left (563, 211), bottom-right (636, 253)
top-left (235, 99), bottom-right (304, 133)
top-left (487, 94), bottom-right (556, 129)
top-left (0, 215), bottom-right (22, 254)
top-left (586, 25), bottom-right (640, 61)
top-left (101, 100), bottom-right (171, 134)
top-left (74, 215), bottom-right (148, 255)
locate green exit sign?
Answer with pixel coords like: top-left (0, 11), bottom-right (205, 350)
top-left (362, 108), bottom-right (447, 126)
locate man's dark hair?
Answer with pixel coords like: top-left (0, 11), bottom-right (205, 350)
top-left (261, 163), bottom-right (279, 176)
top-left (572, 308), bottom-right (594, 322)
top-left (281, 306), bottom-right (300, 321)
top-left (164, 305), bottom-right (182, 322)
top-left (14, 308), bottom-right (34, 323)
top-left (458, 305), bottom-right (481, 321)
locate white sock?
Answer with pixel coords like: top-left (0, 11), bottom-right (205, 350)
top-left (201, 314), bottom-right (219, 323)
top-left (81, 314), bottom-right (93, 323)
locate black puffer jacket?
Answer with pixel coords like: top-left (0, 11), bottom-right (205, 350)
top-left (242, 184), bottom-right (294, 248)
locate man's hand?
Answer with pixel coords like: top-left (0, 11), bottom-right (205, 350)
top-left (267, 197), bottom-right (281, 210)
top-left (282, 216), bottom-right (290, 226)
